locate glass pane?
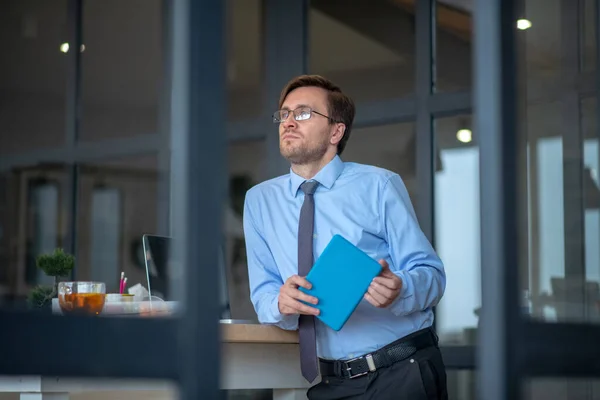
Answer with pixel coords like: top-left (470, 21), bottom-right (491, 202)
top-left (523, 0), bottom-right (560, 81)
top-left (227, 0), bottom-right (264, 123)
top-left (583, 0), bottom-right (596, 72)
top-left (309, 1), bottom-right (415, 102)
top-left (343, 122), bottom-right (417, 201)
top-left (226, 140), bottom-right (266, 321)
top-left (526, 95), bottom-right (600, 324)
top-left (435, 0), bottom-right (473, 92)
top-left (0, 163), bottom-right (69, 310)
top-left (79, 0), bottom-right (163, 142)
top-left (433, 113), bottom-right (480, 345)
top-left (0, 1), bottom-right (67, 155)
top-left (75, 155), bottom-right (160, 295)
top-left (526, 378), bottom-right (600, 399)
top-left (447, 370), bottom-right (477, 400)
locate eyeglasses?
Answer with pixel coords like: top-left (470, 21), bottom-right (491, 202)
top-left (272, 106), bottom-right (338, 124)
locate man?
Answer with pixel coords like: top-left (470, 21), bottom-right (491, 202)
top-left (243, 74), bottom-right (447, 399)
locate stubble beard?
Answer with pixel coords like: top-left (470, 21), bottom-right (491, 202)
top-left (280, 137), bottom-right (329, 165)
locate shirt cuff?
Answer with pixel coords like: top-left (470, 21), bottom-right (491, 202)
top-left (387, 269), bottom-right (414, 317)
top-left (268, 295), bottom-right (299, 330)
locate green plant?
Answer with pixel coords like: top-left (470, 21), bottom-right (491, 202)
top-left (27, 248), bottom-right (75, 309)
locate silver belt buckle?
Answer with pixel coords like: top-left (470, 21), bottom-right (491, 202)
top-left (345, 354), bottom-right (376, 379)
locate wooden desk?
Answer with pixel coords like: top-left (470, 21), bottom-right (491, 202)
top-left (0, 322), bottom-right (312, 400)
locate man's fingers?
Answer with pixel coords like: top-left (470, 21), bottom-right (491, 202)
top-left (366, 286), bottom-right (387, 306)
top-left (289, 287), bottom-right (318, 304)
top-left (373, 276), bottom-right (401, 291)
top-left (280, 294), bottom-right (320, 315)
top-left (288, 275), bottom-right (312, 290)
top-left (378, 259), bottom-right (389, 269)
top-left (364, 292), bottom-right (382, 307)
top-left (369, 281), bottom-right (394, 299)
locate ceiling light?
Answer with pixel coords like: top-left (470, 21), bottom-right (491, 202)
top-left (60, 42), bottom-right (86, 53)
top-left (517, 19), bottom-right (532, 30)
top-left (456, 129), bottom-right (472, 143)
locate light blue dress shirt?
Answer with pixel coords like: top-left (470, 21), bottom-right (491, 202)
top-left (243, 155), bottom-right (446, 360)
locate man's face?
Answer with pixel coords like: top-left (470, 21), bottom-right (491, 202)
top-left (278, 86), bottom-right (333, 164)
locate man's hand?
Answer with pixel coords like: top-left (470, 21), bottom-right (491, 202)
top-left (364, 259), bottom-right (402, 308)
top-left (278, 275), bottom-right (320, 316)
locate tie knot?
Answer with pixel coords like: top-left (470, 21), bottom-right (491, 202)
top-left (301, 180), bottom-right (319, 195)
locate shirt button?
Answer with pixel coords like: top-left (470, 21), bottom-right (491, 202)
top-left (313, 234), bottom-right (318, 239)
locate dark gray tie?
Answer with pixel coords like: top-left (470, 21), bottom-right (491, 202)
top-left (298, 180), bottom-right (319, 382)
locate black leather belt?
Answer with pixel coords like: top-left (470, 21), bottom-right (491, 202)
top-left (318, 327), bottom-right (438, 379)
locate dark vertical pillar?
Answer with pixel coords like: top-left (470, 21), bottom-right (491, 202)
top-left (561, 0), bottom-right (586, 322)
top-left (158, 0), bottom-right (173, 237)
top-left (474, 0), bottom-right (521, 398)
top-left (169, 0), bottom-right (226, 399)
top-left (415, 0), bottom-right (435, 245)
top-left (64, 0), bottom-right (83, 278)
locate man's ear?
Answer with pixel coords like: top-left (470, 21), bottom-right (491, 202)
top-left (330, 123), bottom-right (346, 146)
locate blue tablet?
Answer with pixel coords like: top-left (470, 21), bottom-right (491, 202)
top-left (299, 234), bottom-right (382, 331)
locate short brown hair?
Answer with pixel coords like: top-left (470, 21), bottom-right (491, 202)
top-left (278, 75), bottom-right (355, 156)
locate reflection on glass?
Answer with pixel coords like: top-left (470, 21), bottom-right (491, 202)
top-left (583, 0), bottom-right (596, 71)
top-left (226, 0), bottom-right (264, 122)
top-left (76, 155), bottom-right (160, 294)
top-left (310, 0), bottom-right (415, 101)
top-left (80, 0), bottom-right (163, 141)
top-left (434, 114), bottom-right (480, 345)
top-left (0, 1), bottom-right (67, 154)
top-left (528, 97), bottom-right (600, 324)
top-left (343, 123), bottom-right (417, 200)
top-left (27, 180), bottom-right (59, 286)
top-left (526, 377), bottom-right (600, 399)
top-left (90, 187), bottom-right (122, 293)
top-left (0, 164), bottom-right (68, 308)
top-left (435, 0), bottom-right (472, 92)
top-left (225, 141), bottom-right (265, 320)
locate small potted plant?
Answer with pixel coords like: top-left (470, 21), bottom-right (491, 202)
top-left (27, 248), bottom-right (75, 310)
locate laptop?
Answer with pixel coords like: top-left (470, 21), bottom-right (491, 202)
top-left (142, 234), bottom-right (231, 318)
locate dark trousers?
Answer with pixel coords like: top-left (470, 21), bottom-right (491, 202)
top-left (307, 345), bottom-right (448, 400)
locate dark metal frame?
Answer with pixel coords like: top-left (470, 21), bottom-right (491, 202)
top-left (3, 0), bottom-right (600, 397)
top-left (0, 1), bottom-right (224, 399)
top-left (476, 0), bottom-right (600, 398)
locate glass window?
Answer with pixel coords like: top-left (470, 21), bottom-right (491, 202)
top-left (226, 140), bottom-right (266, 321)
top-left (435, 0), bottom-right (472, 92)
top-left (433, 113), bottom-right (480, 345)
top-left (344, 122), bottom-right (417, 201)
top-left (0, 163), bottom-right (69, 309)
top-left (0, 1), bottom-right (68, 155)
top-left (226, 0), bottom-right (264, 123)
top-left (523, 0), bottom-right (561, 81)
top-left (309, 1), bottom-right (415, 102)
top-left (75, 155), bottom-right (160, 293)
top-left (583, 0), bottom-right (597, 71)
top-left (90, 186), bottom-right (122, 291)
top-left (526, 96), bottom-right (600, 325)
top-left (79, 0), bottom-right (163, 142)
top-left (526, 377), bottom-right (600, 399)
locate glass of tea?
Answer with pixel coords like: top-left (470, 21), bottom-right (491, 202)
top-left (58, 281), bottom-right (106, 316)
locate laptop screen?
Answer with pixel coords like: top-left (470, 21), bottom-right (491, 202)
top-left (141, 234), bottom-right (231, 318)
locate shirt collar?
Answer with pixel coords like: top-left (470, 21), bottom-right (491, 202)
top-left (289, 155), bottom-right (345, 197)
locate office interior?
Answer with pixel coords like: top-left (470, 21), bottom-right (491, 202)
top-left (1, 0), bottom-right (599, 399)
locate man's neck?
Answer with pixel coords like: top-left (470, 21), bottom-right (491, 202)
top-left (291, 154), bottom-right (336, 180)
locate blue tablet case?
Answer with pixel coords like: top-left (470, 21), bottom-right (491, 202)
top-left (299, 234), bottom-right (382, 331)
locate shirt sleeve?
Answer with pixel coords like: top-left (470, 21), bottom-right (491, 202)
top-left (379, 174), bottom-right (446, 317)
top-left (243, 191), bottom-right (299, 330)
